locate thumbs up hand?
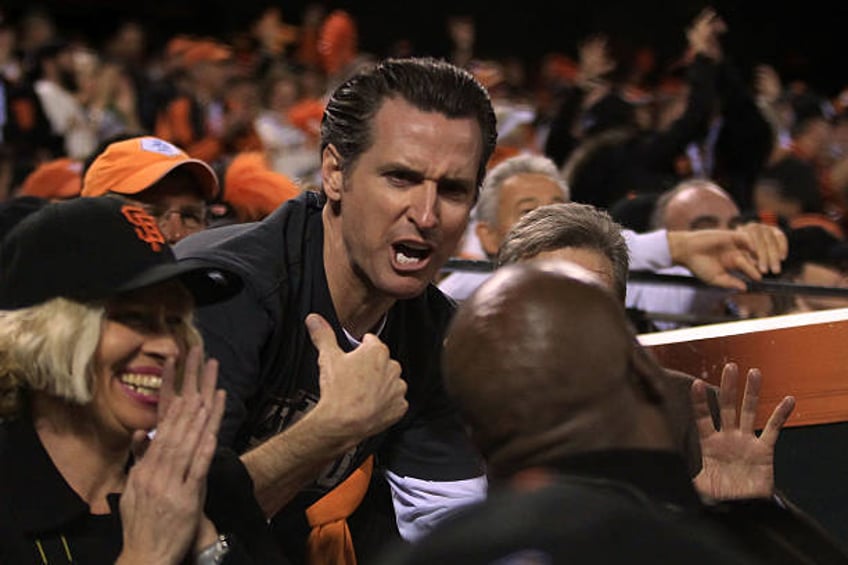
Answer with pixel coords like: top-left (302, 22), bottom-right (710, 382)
top-left (305, 313), bottom-right (408, 450)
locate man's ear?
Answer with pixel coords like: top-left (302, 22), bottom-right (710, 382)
top-left (321, 144), bottom-right (344, 203)
top-left (476, 221), bottom-right (501, 257)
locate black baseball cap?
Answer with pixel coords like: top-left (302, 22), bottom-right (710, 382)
top-left (0, 196), bottom-right (242, 309)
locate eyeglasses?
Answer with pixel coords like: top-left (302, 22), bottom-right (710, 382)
top-left (143, 203), bottom-right (209, 231)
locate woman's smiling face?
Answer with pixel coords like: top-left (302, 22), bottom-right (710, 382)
top-left (90, 280), bottom-right (193, 439)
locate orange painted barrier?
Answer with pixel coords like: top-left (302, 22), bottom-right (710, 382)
top-left (639, 307), bottom-right (848, 429)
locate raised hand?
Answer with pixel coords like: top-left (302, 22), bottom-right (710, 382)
top-left (687, 7), bottom-right (727, 61)
top-left (577, 35), bottom-right (616, 89)
top-left (755, 65), bottom-right (783, 104)
top-left (117, 346), bottom-right (226, 564)
top-left (692, 363), bottom-right (795, 501)
top-left (306, 313), bottom-right (408, 450)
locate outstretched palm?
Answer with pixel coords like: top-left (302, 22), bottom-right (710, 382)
top-left (692, 363), bottom-right (795, 501)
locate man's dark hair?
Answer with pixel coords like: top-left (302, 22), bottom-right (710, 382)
top-left (788, 91), bottom-right (832, 138)
top-left (320, 57), bottom-right (497, 189)
top-left (756, 157), bottom-right (823, 214)
top-left (497, 202), bottom-right (629, 301)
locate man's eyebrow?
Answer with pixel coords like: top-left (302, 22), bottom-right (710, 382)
top-left (438, 176), bottom-right (475, 193)
top-left (689, 215), bottom-right (720, 229)
top-left (514, 196), bottom-right (543, 208)
top-left (377, 163), bottom-right (475, 190)
top-left (376, 163), bottom-right (424, 178)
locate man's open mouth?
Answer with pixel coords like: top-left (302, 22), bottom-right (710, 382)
top-left (394, 242), bottom-right (432, 266)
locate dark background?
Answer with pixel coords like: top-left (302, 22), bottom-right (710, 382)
top-left (5, 0), bottom-right (847, 95)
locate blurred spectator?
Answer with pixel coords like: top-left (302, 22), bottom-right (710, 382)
top-left (294, 3), bottom-right (327, 70)
top-left (318, 10), bottom-right (363, 91)
top-left (753, 156), bottom-right (824, 221)
top-left (255, 71), bottom-right (321, 181)
top-left (140, 33), bottom-right (194, 131)
top-left (554, 10), bottom-right (723, 208)
top-left (214, 151), bottom-right (300, 224)
top-left (251, 6), bottom-right (298, 63)
top-left (0, 18), bottom-right (21, 84)
top-left (445, 15), bottom-right (475, 69)
top-left (155, 39), bottom-right (260, 165)
top-left (76, 51), bottom-right (141, 141)
top-left (18, 156), bottom-right (81, 200)
top-left (1, 72), bottom-right (56, 190)
top-left (639, 179), bottom-right (781, 324)
top-left (650, 179), bottom-right (741, 231)
top-left (704, 53), bottom-right (774, 213)
top-left (31, 39), bottom-right (97, 159)
top-left (17, 8), bottom-right (56, 78)
top-left (82, 135), bottom-right (219, 244)
top-left (773, 89), bottom-right (848, 223)
top-left (104, 21), bottom-right (146, 68)
top-left (775, 224), bottom-right (848, 313)
top-left (470, 60), bottom-right (538, 167)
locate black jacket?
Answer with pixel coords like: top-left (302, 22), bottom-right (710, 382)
top-left (175, 191), bottom-right (483, 562)
top-left (0, 416), bottom-right (286, 564)
top-left (379, 450), bottom-right (848, 565)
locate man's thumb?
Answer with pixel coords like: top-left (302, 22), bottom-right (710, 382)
top-left (305, 313), bottom-right (339, 355)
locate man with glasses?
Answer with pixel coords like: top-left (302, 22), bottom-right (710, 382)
top-left (81, 136), bottom-right (217, 244)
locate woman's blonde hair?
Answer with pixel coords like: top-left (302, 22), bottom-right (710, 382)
top-left (0, 296), bottom-right (202, 419)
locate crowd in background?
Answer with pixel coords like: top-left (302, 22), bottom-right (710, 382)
top-left (2, 6), bottom-right (848, 562)
top-left (1, 4), bottom-right (848, 325)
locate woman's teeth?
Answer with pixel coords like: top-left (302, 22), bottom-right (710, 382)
top-left (119, 373), bottom-right (162, 394)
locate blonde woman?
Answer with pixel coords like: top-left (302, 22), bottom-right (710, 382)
top-left (0, 197), bottom-right (284, 564)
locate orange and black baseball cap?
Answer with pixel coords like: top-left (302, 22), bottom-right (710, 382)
top-left (0, 197), bottom-right (241, 309)
top-left (82, 136), bottom-right (219, 200)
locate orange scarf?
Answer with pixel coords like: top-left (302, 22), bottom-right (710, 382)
top-left (305, 455), bottom-right (374, 565)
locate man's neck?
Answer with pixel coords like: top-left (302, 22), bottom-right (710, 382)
top-left (322, 208), bottom-right (395, 340)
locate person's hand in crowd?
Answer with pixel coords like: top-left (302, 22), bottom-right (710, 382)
top-left (754, 64), bottom-right (783, 105)
top-left (305, 313), bottom-right (408, 451)
top-left (686, 7), bottom-right (727, 62)
top-left (735, 222), bottom-right (788, 275)
top-left (668, 229), bottom-right (768, 291)
top-left (576, 35), bottom-right (616, 90)
top-left (691, 363), bottom-right (795, 501)
top-left (117, 346), bottom-right (226, 564)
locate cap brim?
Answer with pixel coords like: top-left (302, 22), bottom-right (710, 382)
top-left (113, 159), bottom-right (220, 200)
top-left (116, 258), bottom-right (242, 306)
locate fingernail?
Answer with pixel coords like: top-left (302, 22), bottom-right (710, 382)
top-left (305, 314), bottom-right (319, 332)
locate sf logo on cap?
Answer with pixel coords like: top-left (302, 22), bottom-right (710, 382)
top-left (121, 205), bottom-right (166, 252)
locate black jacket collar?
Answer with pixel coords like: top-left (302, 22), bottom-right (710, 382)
top-left (0, 417), bottom-right (120, 533)
top-left (537, 449), bottom-right (702, 511)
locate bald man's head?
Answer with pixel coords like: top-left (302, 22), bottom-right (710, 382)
top-left (444, 261), bottom-right (674, 477)
top-left (652, 180), bottom-right (741, 231)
